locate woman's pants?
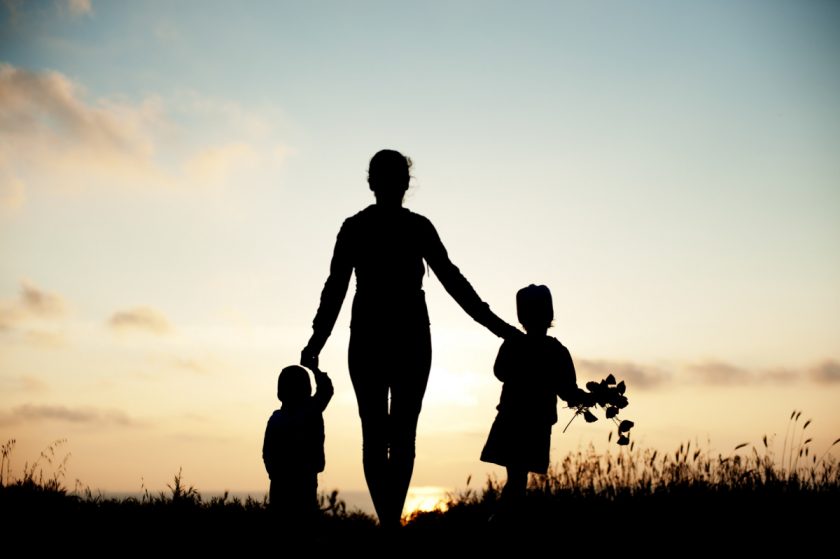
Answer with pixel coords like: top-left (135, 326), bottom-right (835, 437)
top-left (348, 323), bottom-right (432, 527)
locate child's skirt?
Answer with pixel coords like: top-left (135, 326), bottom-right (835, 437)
top-left (480, 412), bottom-right (552, 474)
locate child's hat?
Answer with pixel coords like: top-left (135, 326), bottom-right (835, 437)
top-left (516, 284), bottom-right (554, 326)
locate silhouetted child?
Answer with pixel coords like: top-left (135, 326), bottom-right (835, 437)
top-left (262, 365), bottom-right (333, 521)
top-left (481, 284), bottom-right (586, 505)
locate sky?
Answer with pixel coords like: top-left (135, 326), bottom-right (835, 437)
top-left (1, 0), bottom-right (839, 507)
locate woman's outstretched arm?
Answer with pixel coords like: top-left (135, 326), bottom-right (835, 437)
top-left (422, 217), bottom-right (519, 339)
top-left (302, 221), bottom-right (353, 366)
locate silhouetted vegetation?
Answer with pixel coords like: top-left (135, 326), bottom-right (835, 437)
top-left (2, 413), bottom-right (837, 549)
top-left (0, 438), bottom-right (375, 549)
top-left (408, 412), bottom-right (839, 549)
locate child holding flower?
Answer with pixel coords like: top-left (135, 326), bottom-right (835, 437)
top-left (481, 284), bottom-right (588, 502)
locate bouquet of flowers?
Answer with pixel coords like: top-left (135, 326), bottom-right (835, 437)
top-left (565, 374), bottom-right (635, 445)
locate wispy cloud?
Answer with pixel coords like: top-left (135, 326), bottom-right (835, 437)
top-left (0, 63), bottom-right (160, 155)
top-left (22, 329), bottom-right (66, 348)
top-left (3, 0), bottom-right (92, 20)
top-left (0, 280), bottom-right (67, 329)
top-left (687, 360), bottom-right (752, 385)
top-left (810, 360), bottom-right (840, 384)
top-left (0, 375), bottom-right (49, 393)
top-left (1, 0), bottom-right (25, 22)
top-left (170, 356), bottom-right (216, 375)
top-left (0, 159), bottom-right (25, 211)
top-left (0, 63), bottom-right (291, 211)
top-left (0, 63), bottom-right (163, 206)
top-left (759, 367), bottom-right (799, 384)
top-left (184, 142), bottom-right (258, 184)
top-left (66, 0), bottom-right (92, 17)
top-left (575, 357), bottom-right (833, 389)
top-left (577, 359), bottom-right (670, 389)
top-left (169, 432), bottom-right (234, 444)
top-left (107, 306), bottom-right (171, 335)
top-left (20, 280), bottom-right (66, 317)
top-left (0, 404), bottom-right (141, 427)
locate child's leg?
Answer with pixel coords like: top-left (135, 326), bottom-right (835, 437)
top-left (306, 472), bottom-right (319, 517)
top-left (502, 467), bottom-right (528, 501)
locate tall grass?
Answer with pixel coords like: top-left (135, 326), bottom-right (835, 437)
top-left (406, 414), bottom-right (839, 539)
top-left (538, 427), bottom-right (838, 498)
top-left (0, 438), bottom-right (375, 546)
top-left (2, 413), bottom-right (838, 544)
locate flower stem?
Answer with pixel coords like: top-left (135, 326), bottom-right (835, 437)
top-left (562, 410), bottom-right (580, 433)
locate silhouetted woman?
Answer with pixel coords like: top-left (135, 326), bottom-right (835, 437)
top-left (301, 149), bottom-right (518, 528)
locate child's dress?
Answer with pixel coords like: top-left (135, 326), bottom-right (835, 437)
top-left (481, 335), bottom-right (578, 474)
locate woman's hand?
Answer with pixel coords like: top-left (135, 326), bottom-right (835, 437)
top-left (501, 323), bottom-right (524, 340)
top-left (491, 319), bottom-right (523, 340)
top-left (300, 347), bottom-right (319, 370)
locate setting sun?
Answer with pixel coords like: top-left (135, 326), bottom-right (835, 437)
top-left (402, 486), bottom-right (450, 519)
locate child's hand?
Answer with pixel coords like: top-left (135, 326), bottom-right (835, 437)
top-left (570, 388), bottom-right (595, 408)
top-left (312, 367), bottom-right (330, 379)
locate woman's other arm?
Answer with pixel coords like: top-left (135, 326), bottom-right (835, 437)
top-left (302, 221), bottom-right (353, 366)
top-left (422, 218), bottom-right (519, 339)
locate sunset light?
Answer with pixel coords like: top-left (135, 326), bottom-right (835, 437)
top-left (1, 1), bottom-right (838, 529)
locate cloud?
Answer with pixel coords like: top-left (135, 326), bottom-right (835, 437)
top-left (0, 375), bottom-right (49, 393)
top-left (810, 360), bottom-right (840, 384)
top-left (0, 280), bottom-right (66, 329)
top-left (577, 359), bottom-right (670, 389)
top-left (0, 162), bottom-right (25, 211)
top-left (687, 360), bottom-right (752, 385)
top-left (0, 404), bottom-right (140, 427)
top-left (0, 63), bottom-right (164, 200)
top-left (20, 375), bottom-right (49, 392)
top-left (0, 63), bottom-right (292, 210)
top-left (576, 357), bottom-right (820, 389)
top-left (1, 0), bottom-right (24, 21)
top-left (184, 142), bottom-right (258, 184)
top-left (0, 64), bottom-right (157, 150)
top-left (758, 367), bottom-right (798, 384)
top-left (22, 329), bottom-right (66, 347)
top-left (3, 0), bottom-right (91, 20)
top-left (171, 356), bottom-right (211, 375)
top-left (108, 306), bottom-right (171, 334)
top-left (20, 280), bottom-right (66, 316)
top-left (685, 360), bottom-right (797, 385)
top-left (67, 0), bottom-right (92, 17)
top-left (170, 432), bottom-right (233, 444)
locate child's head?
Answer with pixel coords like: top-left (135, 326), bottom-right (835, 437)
top-left (516, 284), bottom-right (554, 333)
top-left (277, 365), bottom-right (312, 403)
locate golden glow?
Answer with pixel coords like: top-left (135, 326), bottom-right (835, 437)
top-left (402, 486), bottom-right (450, 519)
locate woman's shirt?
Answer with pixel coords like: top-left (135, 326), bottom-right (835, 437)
top-left (308, 205), bottom-right (511, 352)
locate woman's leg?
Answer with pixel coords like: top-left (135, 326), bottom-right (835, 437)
top-left (349, 330), bottom-right (390, 524)
top-left (349, 324), bottom-right (432, 527)
top-left (386, 325), bottom-right (432, 524)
